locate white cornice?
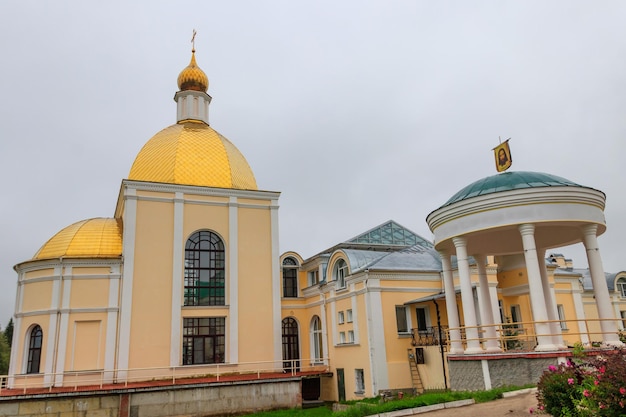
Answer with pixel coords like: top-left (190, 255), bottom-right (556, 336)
top-left (427, 186), bottom-right (606, 231)
top-left (14, 258), bottom-right (122, 273)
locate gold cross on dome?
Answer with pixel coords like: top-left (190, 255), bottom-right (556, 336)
top-left (191, 29), bottom-right (197, 51)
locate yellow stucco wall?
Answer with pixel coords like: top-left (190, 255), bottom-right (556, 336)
top-left (128, 199), bottom-right (175, 368)
top-left (21, 281), bottom-right (53, 312)
top-left (69, 279), bottom-right (109, 309)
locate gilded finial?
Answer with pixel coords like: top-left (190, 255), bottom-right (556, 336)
top-left (177, 30), bottom-right (208, 92)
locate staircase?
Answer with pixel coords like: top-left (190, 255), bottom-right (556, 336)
top-left (407, 348), bottom-right (425, 394)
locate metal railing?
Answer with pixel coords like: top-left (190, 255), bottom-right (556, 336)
top-left (0, 357), bottom-right (330, 395)
top-left (445, 317), bottom-right (625, 353)
top-left (410, 326), bottom-right (448, 346)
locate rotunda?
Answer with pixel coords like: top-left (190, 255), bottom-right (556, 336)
top-left (427, 170), bottom-right (621, 353)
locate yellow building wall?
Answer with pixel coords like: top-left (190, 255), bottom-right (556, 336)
top-left (21, 281), bottom-right (53, 312)
top-left (128, 199), bottom-right (175, 369)
top-left (237, 206), bottom-right (275, 364)
top-left (64, 313), bottom-right (108, 371)
top-left (23, 268), bottom-right (55, 279)
top-left (69, 279), bottom-right (109, 309)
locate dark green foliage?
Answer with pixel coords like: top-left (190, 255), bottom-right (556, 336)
top-left (4, 318), bottom-right (13, 348)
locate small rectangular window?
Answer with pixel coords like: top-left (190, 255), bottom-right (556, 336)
top-left (348, 330), bottom-right (354, 343)
top-left (621, 311), bottom-right (626, 329)
top-left (346, 309), bottom-right (353, 323)
top-left (618, 281), bottom-right (626, 298)
top-left (338, 311), bottom-right (345, 324)
top-left (308, 270), bottom-right (319, 286)
top-left (557, 304), bottom-right (568, 330)
top-left (339, 331), bottom-right (346, 344)
top-left (355, 369), bottom-right (365, 394)
top-left (395, 306), bottom-right (408, 333)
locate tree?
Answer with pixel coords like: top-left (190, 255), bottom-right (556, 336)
top-left (0, 332), bottom-right (9, 375)
top-left (4, 318), bottom-right (13, 348)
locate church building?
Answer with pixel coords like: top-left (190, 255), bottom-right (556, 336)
top-left (7, 47), bottom-right (626, 402)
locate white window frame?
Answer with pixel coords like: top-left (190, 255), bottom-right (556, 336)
top-left (617, 279), bottom-right (626, 298)
top-left (395, 306), bottom-right (410, 334)
top-left (557, 304), bottom-right (568, 330)
top-left (308, 270), bottom-right (319, 286)
top-left (339, 331), bottom-right (346, 344)
top-left (334, 259), bottom-right (348, 289)
top-left (346, 309), bottom-right (353, 323)
top-left (348, 330), bottom-right (354, 343)
top-left (355, 369), bottom-right (365, 394)
top-left (338, 311), bottom-right (345, 325)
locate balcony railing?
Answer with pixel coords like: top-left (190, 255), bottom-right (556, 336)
top-left (445, 317), bottom-right (625, 353)
top-left (410, 326), bottom-right (448, 346)
top-left (0, 358), bottom-right (330, 395)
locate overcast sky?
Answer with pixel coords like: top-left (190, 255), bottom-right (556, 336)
top-left (1, 1), bottom-right (625, 326)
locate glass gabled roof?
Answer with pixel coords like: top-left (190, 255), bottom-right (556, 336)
top-left (347, 220), bottom-right (433, 248)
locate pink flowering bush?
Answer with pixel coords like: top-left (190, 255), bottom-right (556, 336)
top-left (536, 346), bottom-right (626, 416)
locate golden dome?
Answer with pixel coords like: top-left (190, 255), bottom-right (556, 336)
top-left (177, 50), bottom-right (209, 92)
top-left (128, 122), bottom-right (258, 190)
top-left (34, 218), bottom-right (123, 260)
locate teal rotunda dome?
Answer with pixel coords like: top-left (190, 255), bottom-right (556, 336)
top-left (444, 171), bottom-right (585, 206)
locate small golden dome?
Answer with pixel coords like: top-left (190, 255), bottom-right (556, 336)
top-left (177, 50), bottom-right (209, 92)
top-left (34, 218), bottom-right (123, 260)
top-left (128, 122), bottom-right (257, 190)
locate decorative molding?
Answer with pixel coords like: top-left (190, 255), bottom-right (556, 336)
top-left (122, 179), bottom-right (280, 200)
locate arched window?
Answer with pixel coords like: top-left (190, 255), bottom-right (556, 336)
top-left (334, 259), bottom-right (348, 289)
top-left (184, 231), bottom-right (225, 306)
top-left (282, 317), bottom-right (300, 371)
top-left (617, 277), bottom-right (626, 298)
top-left (26, 325), bottom-right (43, 374)
top-left (311, 316), bottom-right (323, 363)
top-left (282, 257), bottom-right (298, 298)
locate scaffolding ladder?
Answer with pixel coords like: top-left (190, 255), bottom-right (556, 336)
top-left (407, 348), bottom-right (424, 394)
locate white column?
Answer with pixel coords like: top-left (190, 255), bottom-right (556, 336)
top-left (439, 251), bottom-right (463, 354)
top-left (537, 249), bottom-right (566, 349)
top-left (474, 255), bottom-right (501, 352)
top-left (582, 224), bottom-right (622, 346)
top-left (452, 237), bottom-right (483, 354)
top-left (270, 199), bottom-right (282, 365)
top-left (228, 196), bottom-right (239, 364)
top-left (518, 224), bottom-right (558, 351)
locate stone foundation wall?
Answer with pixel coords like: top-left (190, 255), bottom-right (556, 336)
top-left (448, 353), bottom-right (564, 391)
top-left (0, 378), bottom-right (301, 417)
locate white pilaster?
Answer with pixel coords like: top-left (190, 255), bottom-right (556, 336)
top-left (228, 196), bottom-right (239, 364)
top-left (320, 293), bottom-right (329, 366)
top-left (270, 199), bottom-right (282, 365)
top-left (518, 224), bottom-right (558, 351)
top-left (571, 281), bottom-right (590, 344)
top-left (44, 266), bottom-right (62, 386)
top-left (351, 293), bottom-right (359, 343)
top-left (118, 187), bottom-right (138, 380)
top-left (439, 251), bottom-right (463, 354)
top-left (174, 90), bottom-right (211, 124)
top-left (170, 192), bottom-right (184, 367)
top-left (8, 273), bottom-right (24, 386)
top-left (474, 255), bottom-right (501, 352)
top-left (452, 237), bottom-right (483, 354)
top-left (582, 224), bottom-right (622, 346)
top-left (363, 275), bottom-right (389, 393)
top-left (54, 266), bottom-right (72, 386)
top-left (103, 265), bottom-right (120, 384)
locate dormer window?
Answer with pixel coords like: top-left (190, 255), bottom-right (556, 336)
top-left (617, 278), bottom-right (626, 298)
top-left (334, 259), bottom-right (348, 289)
